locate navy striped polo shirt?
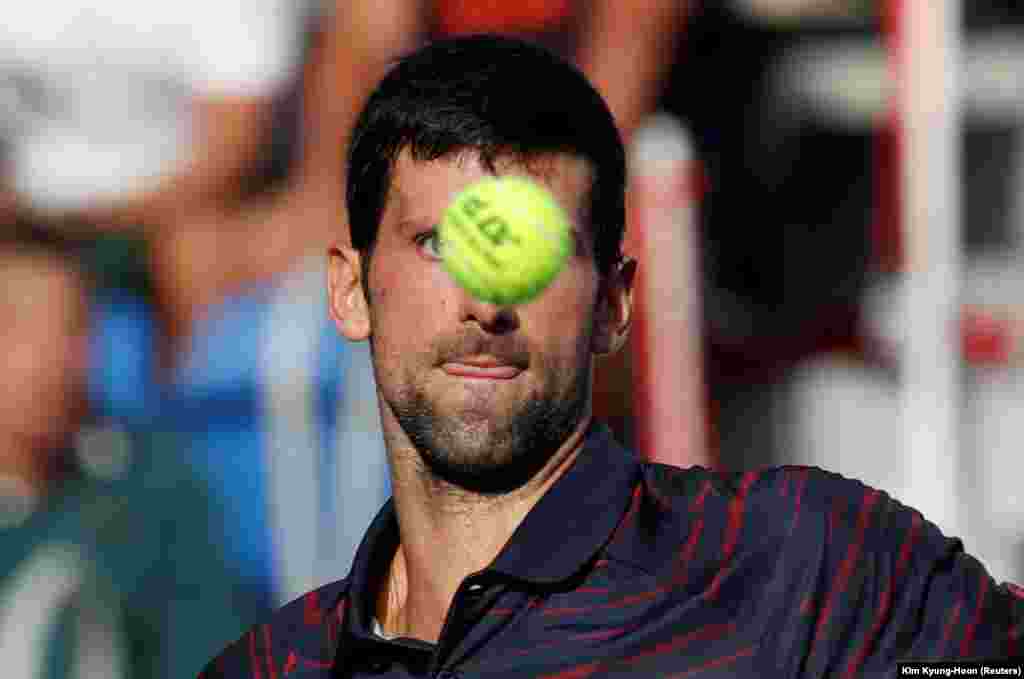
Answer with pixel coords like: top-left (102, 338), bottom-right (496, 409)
top-left (199, 423), bottom-right (1024, 678)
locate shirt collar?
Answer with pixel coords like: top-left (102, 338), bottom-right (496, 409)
top-left (487, 422), bottom-right (641, 583)
top-left (342, 422), bottom-right (641, 640)
top-left (344, 495), bottom-right (401, 645)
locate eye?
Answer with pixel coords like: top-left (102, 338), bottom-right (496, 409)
top-left (414, 229), bottom-right (444, 260)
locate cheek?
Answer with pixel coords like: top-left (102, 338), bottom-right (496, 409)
top-left (539, 259), bottom-right (598, 328)
top-left (368, 259), bottom-right (454, 358)
top-left (529, 263), bottom-right (599, 362)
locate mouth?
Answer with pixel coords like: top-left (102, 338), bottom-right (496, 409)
top-left (441, 356), bottom-right (523, 380)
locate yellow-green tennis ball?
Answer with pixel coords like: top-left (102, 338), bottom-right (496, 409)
top-left (439, 175), bottom-right (573, 306)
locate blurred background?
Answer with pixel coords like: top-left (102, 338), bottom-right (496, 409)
top-left (1, 0), bottom-right (1022, 676)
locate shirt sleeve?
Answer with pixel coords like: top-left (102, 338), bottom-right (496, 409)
top-left (197, 580), bottom-right (350, 679)
top-left (757, 468), bottom-right (1024, 676)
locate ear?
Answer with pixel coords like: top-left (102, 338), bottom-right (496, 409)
top-left (592, 256), bottom-right (637, 356)
top-left (328, 242), bottom-right (371, 341)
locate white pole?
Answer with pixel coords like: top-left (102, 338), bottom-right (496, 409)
top-left (629, 114), bottom-right (710, 469)
top-left (900, 0), bottom-right (964, 537)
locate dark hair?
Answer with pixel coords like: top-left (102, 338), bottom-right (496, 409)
top-left (346, 34), bottom-right (626, 276)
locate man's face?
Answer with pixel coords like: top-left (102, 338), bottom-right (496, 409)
top-left (0, 255), bottom-right (89, 447)
top-left (330, 151), bottom-right (631, 494)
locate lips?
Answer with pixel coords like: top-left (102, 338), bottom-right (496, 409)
top-left (441, 356), bottom-right (523, 380)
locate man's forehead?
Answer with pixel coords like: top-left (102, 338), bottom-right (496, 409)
top-left (387, 149), bottom-right (593, 222)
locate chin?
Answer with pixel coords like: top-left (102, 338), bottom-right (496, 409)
top-left (393, 365), bottom-right (590, 493)
top-left (419, 444), bottom-right (552, 495)
top-left (407, 400), bottom-right (583, 495)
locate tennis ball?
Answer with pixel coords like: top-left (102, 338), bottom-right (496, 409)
top-left (438, 175), bottom-right (573, 306)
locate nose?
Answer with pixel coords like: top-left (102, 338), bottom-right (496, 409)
top-left (456, 287), bottom-right (520, 334)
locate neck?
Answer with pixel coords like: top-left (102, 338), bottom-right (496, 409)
top-left (377, 414), bottom-right (591, 643)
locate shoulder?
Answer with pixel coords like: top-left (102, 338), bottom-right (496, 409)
top-left (638, 462), bottom-right (827, 517)
top-left (637, 463), bottom-right (933, 557)
top-left (198, 578), bottom-right (351, 679)
top-left (634, 463), bottom-right (1024, 661)
top-left (640, 462), bottom-right (978, 603)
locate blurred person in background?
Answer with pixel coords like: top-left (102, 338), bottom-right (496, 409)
top-left (73, 0), bottom-right (393, 614)
top-left (0, 0), bottom-right (305, 306)
top-left (0, 0), bottom-right (397, 615)
top-left (0, 0), bottom-right (307, 613)
top-left (0, 228), bottom-right (91, 533)
top-left (0, 223), bottom-right (246, 678)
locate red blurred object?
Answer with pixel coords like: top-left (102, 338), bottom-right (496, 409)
top-left (435, 0), bottom-right (573, 34)
top-left (626, 123), bottom-right (713, 469)
top-left (961, 307), bottom-right (1016, 366)
top-left (875, 0), bottom-right (906, 273)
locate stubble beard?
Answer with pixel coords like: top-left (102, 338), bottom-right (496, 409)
top-left (388, 362), bottom-right (591, 496)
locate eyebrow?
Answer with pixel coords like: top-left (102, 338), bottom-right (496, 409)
top-left (394, 217), bottom-right (437, 234)
top-left (395, 218), bottom-right (588, 256)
